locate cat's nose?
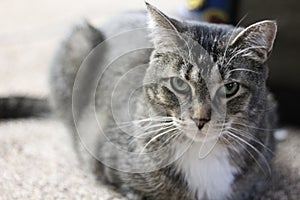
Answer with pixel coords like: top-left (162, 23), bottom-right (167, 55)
top-left (192, 118), bottom-right (210, 129)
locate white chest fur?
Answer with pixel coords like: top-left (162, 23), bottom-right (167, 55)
top-left (175, 142), bottom-right (238, 200)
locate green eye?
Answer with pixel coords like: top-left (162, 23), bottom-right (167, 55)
top-left (170, 77), bottom-right (190, 94)
top-left (224, 82), bottom-right (240, 98)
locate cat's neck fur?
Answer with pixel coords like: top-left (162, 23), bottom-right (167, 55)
top-left (175, 142), bottom-right (238, 200)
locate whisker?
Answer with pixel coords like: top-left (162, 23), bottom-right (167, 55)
top-left (105, 120), bottom-right (158, 131)
top-left (140, 127), bottom-right (179, 154)
top-left (225, 133), bottom-right (267, 174)
top-left (159, 131), bottom-right (182, 148)
top-left (118, 116), bottom-right (176, 125)
top-left (136, 121), bottom-right (173, 131)
top-left (225, 131), bottom-right (271, 175)
top-left (109, 116), bottom-right (177, 131)
top-left (230, 121), bottom-right (276, 131)
top-left (135, 124), bottom-right (175, 138)
top-left (221, 136), bottom-right (242, 162)
top-left (228, 127), bottom-right (274, 154)
top-left (128, 124), bottom-right (176, 146)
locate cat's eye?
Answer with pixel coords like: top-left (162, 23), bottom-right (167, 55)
top-left (224, 82), bottom-right (240, 98)
top-left (170, 77), bottom-right (190, 94)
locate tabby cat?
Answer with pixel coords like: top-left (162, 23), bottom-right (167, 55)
top-left (2, 2), bottom-right (300, 200)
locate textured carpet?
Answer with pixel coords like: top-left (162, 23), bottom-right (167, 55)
top-left (0, 119), bottom-right (125, 200)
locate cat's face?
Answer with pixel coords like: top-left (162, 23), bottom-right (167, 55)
top-left (143, 4), bottom-right (277, 144)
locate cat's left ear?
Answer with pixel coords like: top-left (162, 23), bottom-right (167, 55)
top-left (230, 20), bottom-right (277, 63)
top-left (145, 2), bottom-right (184, 49)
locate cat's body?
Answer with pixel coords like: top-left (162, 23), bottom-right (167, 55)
top-left (49, 4), bottom-right (299, 200)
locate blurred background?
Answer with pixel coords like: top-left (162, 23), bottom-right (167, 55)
top-left (0, 0), bottom-right (299, 125)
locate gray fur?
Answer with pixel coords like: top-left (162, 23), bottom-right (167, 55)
top-left (50, 3), bottom-right (299, 200)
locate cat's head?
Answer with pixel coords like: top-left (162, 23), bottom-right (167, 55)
top-left (143, 3), bottom-right (277, 143)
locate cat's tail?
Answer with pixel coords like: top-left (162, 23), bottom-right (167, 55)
top-left (0, 96), bottom-right (51, 119)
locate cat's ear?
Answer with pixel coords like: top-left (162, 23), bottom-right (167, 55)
top-left (230, 20), bottom-right (277, 63)
top-left (145, 2), bottom-right (184, 49)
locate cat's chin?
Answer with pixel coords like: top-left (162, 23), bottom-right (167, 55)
top-left (184, 130), bottom-right (219, 143)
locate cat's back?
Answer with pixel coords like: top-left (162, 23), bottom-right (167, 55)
top-left (50, 10), bottom-right (152, 121)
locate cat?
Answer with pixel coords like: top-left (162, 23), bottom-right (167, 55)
top-left (50, 3), bottom-right (278, 199)
top-left (1, 2), bottom-right (300, 200)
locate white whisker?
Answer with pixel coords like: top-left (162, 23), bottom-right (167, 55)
top-left (225, 131), bottom-right (271, 175)
top-left (228, 127), bottom-right (274, 154)
top-left (135, 123), bottom-right (175, 138)
top-left (231, 121), bottom-right (276, 131)
top-left (128, 123), bottom-right (176, 146)
top-left (160, 131), bottom-right (182, 148)
top-left (140, 127), bottom-right (179, 154)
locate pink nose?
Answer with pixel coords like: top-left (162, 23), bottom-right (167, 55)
top-left (192, 118), bottom-right (210, 129)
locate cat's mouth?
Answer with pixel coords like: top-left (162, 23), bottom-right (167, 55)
top-left (183, 123), bottom-right (220, 142)
top-left (175, 117), bottom-right (221, 142)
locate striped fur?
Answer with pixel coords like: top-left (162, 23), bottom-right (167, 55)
top-left (47, 3), bottom-right (300, 200)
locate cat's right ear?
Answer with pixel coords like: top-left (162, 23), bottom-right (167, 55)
top-left (145, 2), bottom-right (184, 49)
